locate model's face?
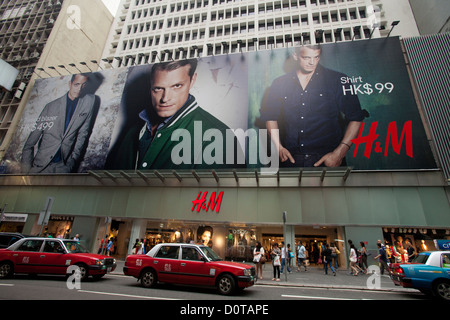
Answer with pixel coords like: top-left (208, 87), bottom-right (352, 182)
top-left (295, 47), bottom-right (321, 74)
top-left (150, 65), bottom-right (196, 118)
top-left (201, 231), bottom-right (211, 245)
top-left (68, 75), bottom-right (88, 100)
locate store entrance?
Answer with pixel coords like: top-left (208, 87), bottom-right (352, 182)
top-left (262, 233), bottom-right (328, 265)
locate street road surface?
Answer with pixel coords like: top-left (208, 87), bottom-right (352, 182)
top-left (0, 272), bottom-right (428, 301)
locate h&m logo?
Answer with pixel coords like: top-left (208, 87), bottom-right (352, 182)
top-left (191, 191), bottom-right (224, 213)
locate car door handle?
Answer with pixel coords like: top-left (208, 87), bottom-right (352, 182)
top-left (180, 263), bottom-right (186, 266)
top-left (13, 254), bottom-right (18, 257)
top-left (153, 261), bottom-right (159, 264)
top-left (40, 255), bottom-right (46, 258)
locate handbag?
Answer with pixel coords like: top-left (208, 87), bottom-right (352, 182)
top-left (317, 257), bottom-right (323, 264)
top-left (336, 248), bottom-right (340, 255)
top-left (273, 255), bottom-right (281, 266)
top-left (260, 255), bottom-right (267, 263)
top-left (289, 251), bottom-right (295, 258)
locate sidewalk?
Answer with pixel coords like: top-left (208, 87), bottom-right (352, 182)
top-left (112, 260), bottom-right (417, 294)
top-left (252, 263), bottom-right (415, 293)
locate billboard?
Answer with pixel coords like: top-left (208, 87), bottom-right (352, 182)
top-left (2, 37), bottom-right (436, 174)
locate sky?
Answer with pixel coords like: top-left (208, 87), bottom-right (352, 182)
top-left (102, 0), bottom-right (121, 16)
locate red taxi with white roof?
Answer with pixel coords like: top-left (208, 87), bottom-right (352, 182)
top-left (0, 237), bottom-right (116, 280)
top-left (124, 243), bottom-right (255, 295)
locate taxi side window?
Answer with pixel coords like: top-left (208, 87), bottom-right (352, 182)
top-left (182, 247), bottom-right (202, 261)
top-left (17, 240), bottom-right (43, 252)
top-left (442, 254), bottom-right (450, 268)
top-left (155, 245), bottom-right (180, 259)
top-left (43, 241), bottom-right (65, 253)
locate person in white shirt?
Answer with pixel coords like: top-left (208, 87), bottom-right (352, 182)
top-left (253, 241), bottom-right (265, 280)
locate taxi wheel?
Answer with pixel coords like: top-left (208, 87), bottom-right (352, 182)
top-left (0, 262), bottom-right (13, 279)
top-left (140, 269), bottom-right (157, 288)
top-left (75, 263), bottom-right (89, 281)
top-left (217, 274), bottom-right (236, 295)
top-left (433, 280), bottom-right (450, 301)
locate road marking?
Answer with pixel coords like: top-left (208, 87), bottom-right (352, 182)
top-left (78, 290), bottom-right (181, 300)
top-left (256, 284), bottom-right (417, 295)
top-left (107, 273), bottom-right (132, 278)
top-left (282, 294), bottom-right (372, 300)
top-left (0, 284), bottom-right (14, 287)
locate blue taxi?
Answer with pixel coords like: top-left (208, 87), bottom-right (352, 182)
top-left (389, 250), bottom-right (450, 301)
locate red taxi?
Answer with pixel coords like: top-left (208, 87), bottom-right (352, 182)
top-left (124, 243), bottom-right (255, 295)
top-left (0, 237), bottom-right (116, 280)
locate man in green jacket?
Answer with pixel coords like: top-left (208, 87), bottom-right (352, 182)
top-left (105, 59), bottom-right (243, 170)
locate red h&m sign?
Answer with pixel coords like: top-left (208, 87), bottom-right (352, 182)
top-left (191, 191), bottom-right (224, 213)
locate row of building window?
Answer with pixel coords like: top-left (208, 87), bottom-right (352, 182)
top-left (126, 7), bottom-right (368, 38)
top-left (132, 0), bottom-right (358, 11)
top-left (130, 0), bottom-right (363, 20)
top-left (115, 25), bottom-right (373, 68)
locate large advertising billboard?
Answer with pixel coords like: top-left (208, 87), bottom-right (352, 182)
top-left (2, 37), bottom-right (436, 174)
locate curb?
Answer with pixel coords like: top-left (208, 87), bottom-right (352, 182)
top-left (253, 279), bottom-right (418, 293)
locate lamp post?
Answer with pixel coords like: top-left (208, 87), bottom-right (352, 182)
top-left (79, 61), bottom-right (92, 72)
top-left (58, 65), bottom-right (70, 74)
top-left (91, 60), bottom-right (103, 70)
top-left (387, 20), bottom-right (400, 37)
top-left (114, 56), bottom-right (123, 68)
top-left (68, 63), bottom-right (82, 73)
top-left (369, 22), bottom-right (380, 39)
top-left (101, 58), bottom-right (113, 68)
top-left (36, 67), bottom-right (52, 77)
top-left (282, 211), bottom-right (288, 282)
top-left (48, 66), bottom-right (62, 75)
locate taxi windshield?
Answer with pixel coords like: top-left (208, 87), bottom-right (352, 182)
top-left (64, 241), bottom-right (90, 253)
top-left (200, 246), bottom-right (223, 261)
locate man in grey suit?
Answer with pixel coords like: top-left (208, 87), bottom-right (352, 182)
top-left (21, 73), bottom-right (96, 173)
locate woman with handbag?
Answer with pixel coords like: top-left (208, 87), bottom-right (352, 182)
top-left (271, 243), bottom-right (281, 281)
top-left (253, 241), bottom-right (265, 280)
top-left (349, 244), bottom-right (359, 275)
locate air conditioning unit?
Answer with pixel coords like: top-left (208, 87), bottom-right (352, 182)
top-left (12, 55), bottom-right (22, 61)
top-left (29, 52), bottom-right (40, 59)
top-left (14, 90), bottom-right (24, 99)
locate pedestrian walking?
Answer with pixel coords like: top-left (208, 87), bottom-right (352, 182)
top-left (137, 238), bottom-right (144, 254)
top-left (106, 237), bottom-right (114, 256)
top-left (271, 243), bottom-right (281, 281)
top-left (330, 242), bottom-right (339, 269)
top-left (253, 241), bottom-right (265, 280)
top-left (287, 243), bottom-right (294, 272)
top-left (297, 241), bottom-right (308, 272)
top-left (374, 243), bottom-right (389, 275)
top-left (359, 241), bottom-right (368, 274)
top-left (132, 238), bottom-right (142, 254)
top-left (349, 244), bottom-right (360, 276)
top-left (406, 241), bottom-right (416, 262)
top-left (98, 235), bottom-right (108, 254)
top-left (323, 243), bottom-right (336, 276)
